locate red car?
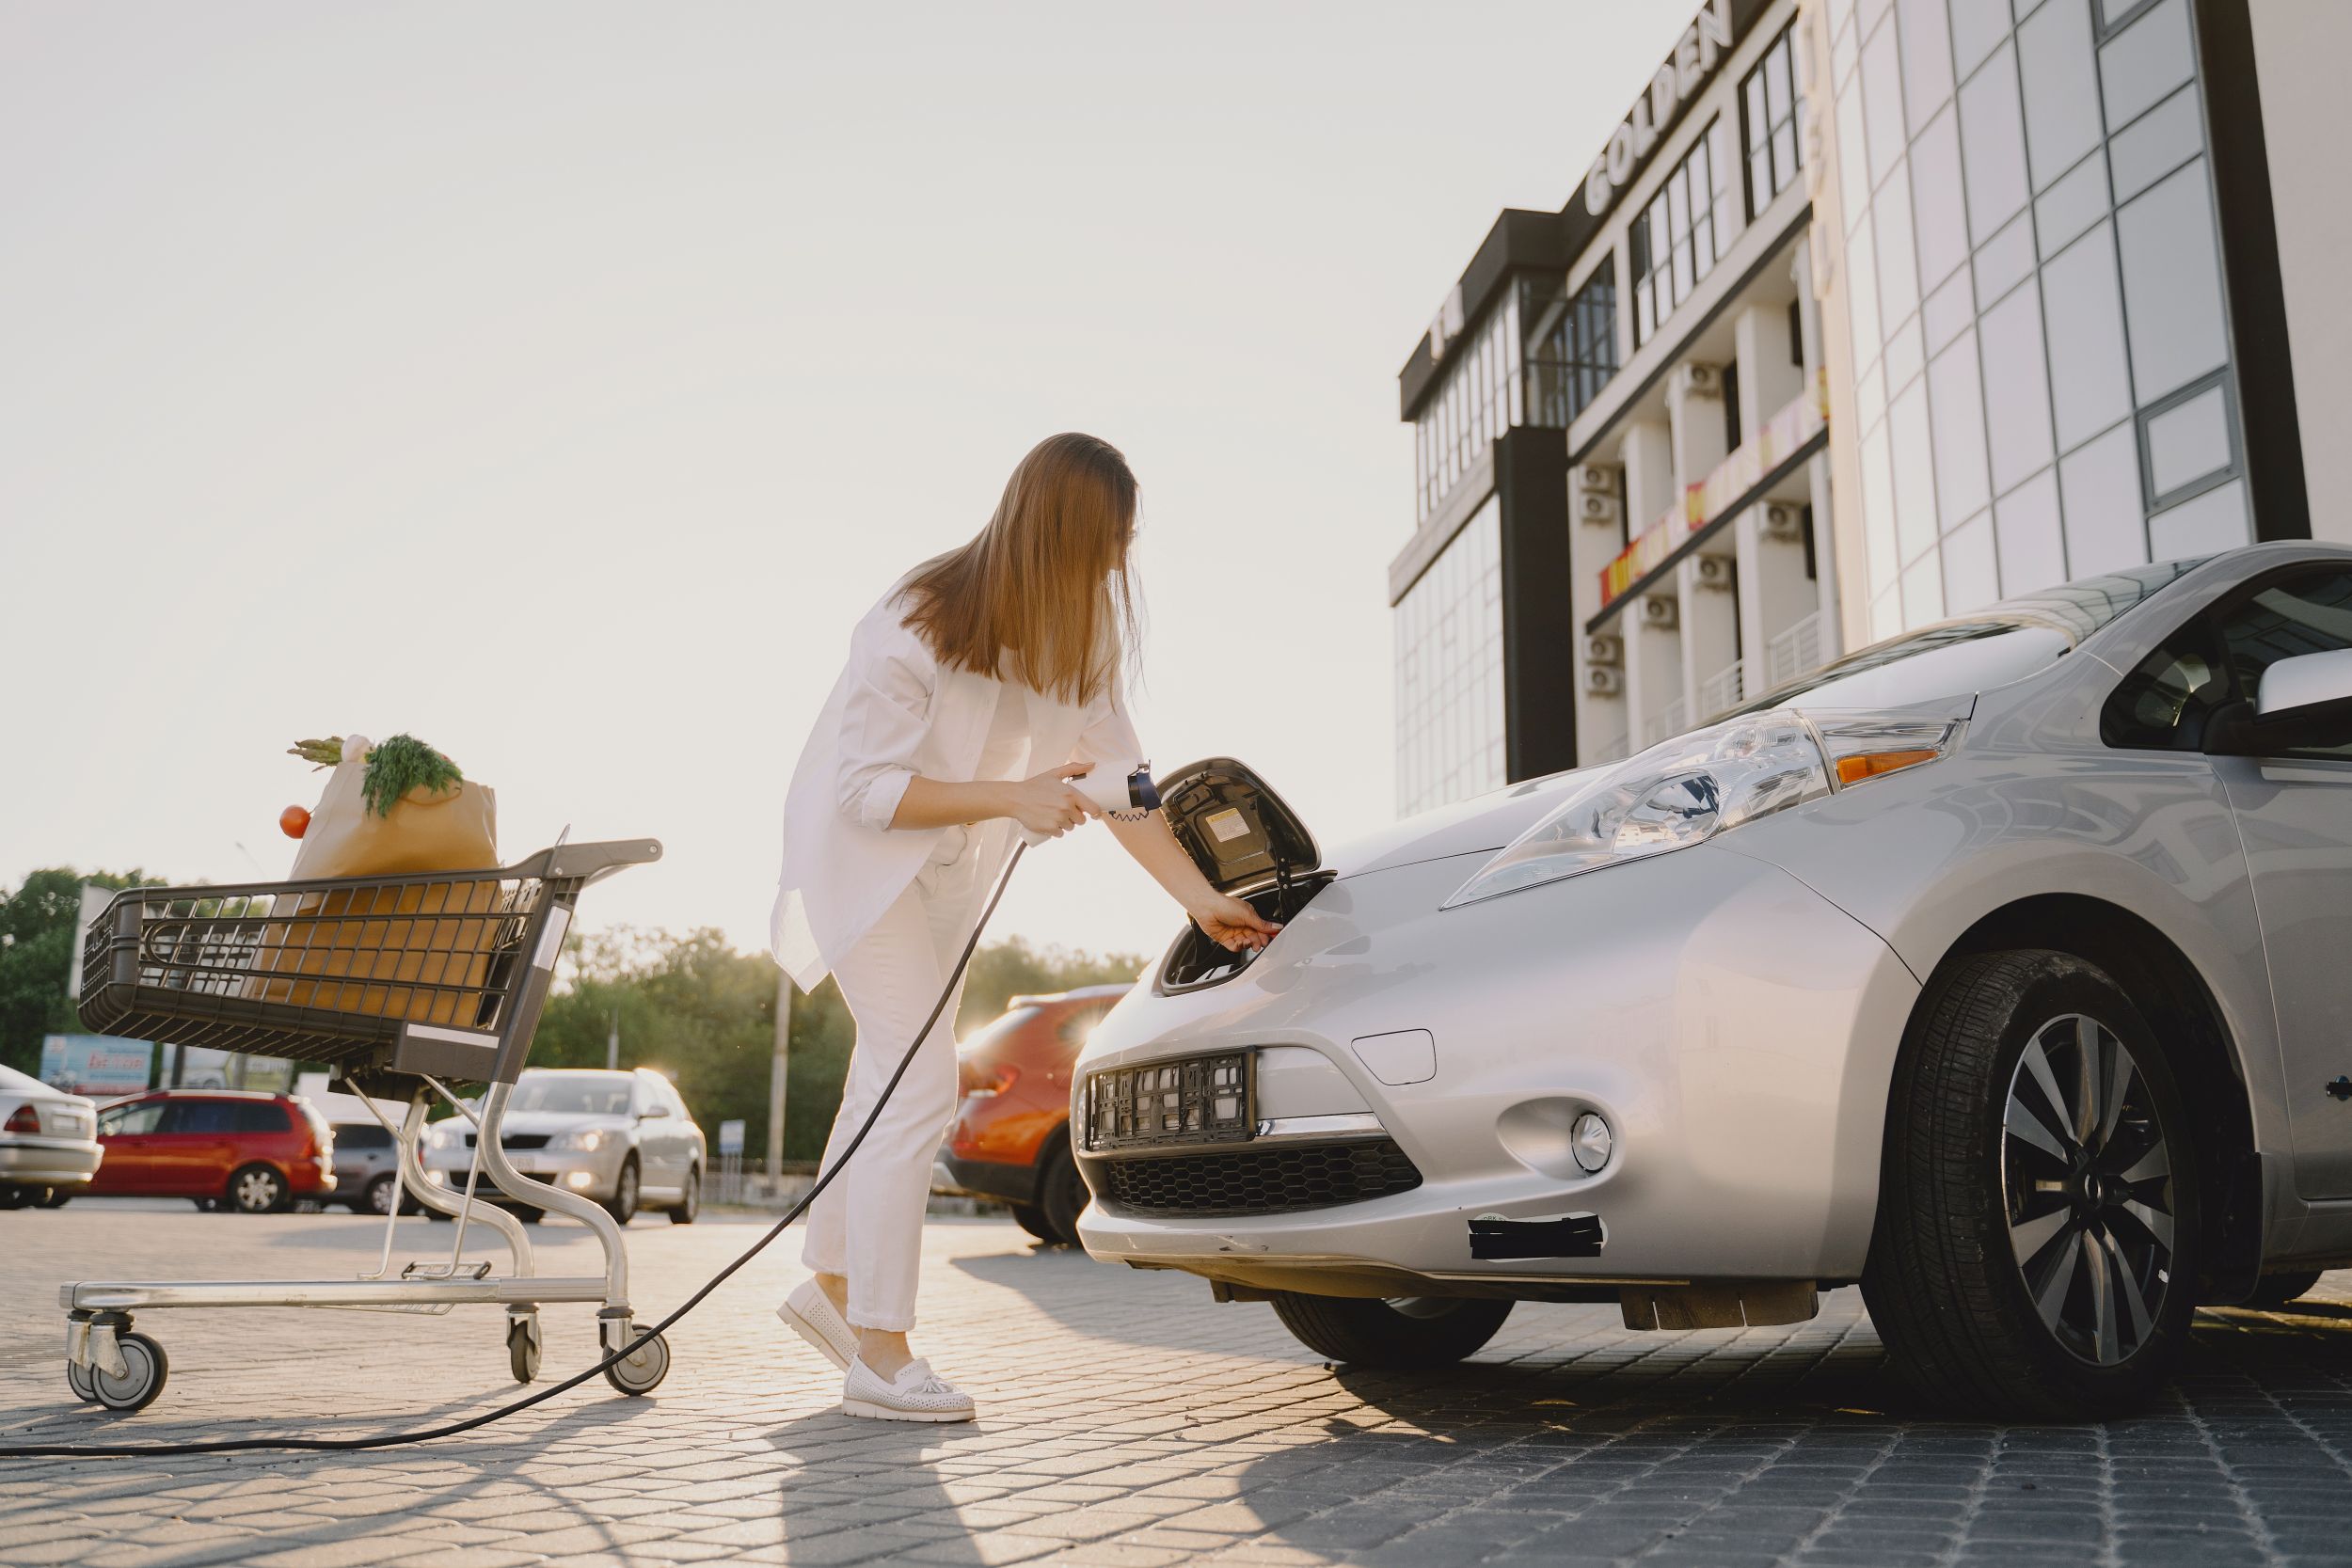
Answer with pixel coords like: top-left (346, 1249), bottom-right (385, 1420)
top-left (89, 1090), bottom-right (337, 1214)
top-left (935, 983), bottom-right (1129, 1244)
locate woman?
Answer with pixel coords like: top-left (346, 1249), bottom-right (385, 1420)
top-left (771, 432), bottom-right (1280, 1422)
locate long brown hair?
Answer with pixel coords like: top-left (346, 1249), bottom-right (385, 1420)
top-left (899, 433), bottom-right (1139, 705)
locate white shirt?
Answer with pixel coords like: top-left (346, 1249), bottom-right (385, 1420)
top-left (771, 586), bottom-right (1145, 990)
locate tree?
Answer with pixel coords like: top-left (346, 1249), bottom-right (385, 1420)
top-left (0, 868), bottom-right (147, 1076)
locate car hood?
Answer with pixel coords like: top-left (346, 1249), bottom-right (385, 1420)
top-left (1324, 768), bottom-right (1595, 881)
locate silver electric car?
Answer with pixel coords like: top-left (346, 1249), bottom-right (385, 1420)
top-left (1073, 542), bottom-right (2352, 1417)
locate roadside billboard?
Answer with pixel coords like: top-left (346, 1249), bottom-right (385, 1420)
top-left (39, 1035), bottom-right (153, 1097)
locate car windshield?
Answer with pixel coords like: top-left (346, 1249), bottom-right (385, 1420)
top-left (1744, 559), bottom-right (2207, 714)
top-left (509, 1074), bottom-right (632, 1116)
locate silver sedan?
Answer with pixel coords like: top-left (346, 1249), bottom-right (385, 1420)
top-left (1073, 542), bottom-right (2352, 1418)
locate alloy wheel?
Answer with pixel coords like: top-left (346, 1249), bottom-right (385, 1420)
top-left (2001, 1013), bottom-right (2178, 1366)
top-left (232, 1166), bottom-right (285, 1214)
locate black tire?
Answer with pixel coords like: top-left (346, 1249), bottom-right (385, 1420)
top-left (515, 1206), bottom-right (543, 1225)
top-left (1270, 1292), bottom-right (1512, 1369)
top-left (426, 1205), bottom-right (453, 1222)
top-left (604, 1157), bottom-right (639, 1225)
top-left (668, 1166), bottom-right (700, 1224)
top-left (1009, 1204), bottom-right (1059, 1243)
top-left (1862, 950), bottom-right (2201, 1418)
top-left (1039, 1141), bottom-right (1088, 1246)
top-left (226, 1163), bottom-right (289, 1215)
top-left (89, 1332), bottom-right (168, 1413)
top-left (360, 1174), bottom-right (400, 1216)
top-left (2246, 1270), bottom-right (2325, 1309)
top-left (0, 1184), bottom-right (31, 1211)
top-left (40, 1188), bottom-right (70, 1209)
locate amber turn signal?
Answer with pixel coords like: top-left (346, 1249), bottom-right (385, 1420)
top-left (1835, 750), bottom-right (1941, 786)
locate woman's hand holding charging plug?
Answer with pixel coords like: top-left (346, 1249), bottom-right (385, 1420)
top-left (1003, 762), bottom-right (1102, 840)
top-left (1187, 892), bottom-right (1281, 954)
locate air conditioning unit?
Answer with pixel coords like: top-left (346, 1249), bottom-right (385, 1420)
top-left (1761, 502), bottom-right (1803, 541)
top-left (1577, 492), bottom-right (1619, 524)
top-left (1670, 361), bottom-right (1723, 400)
top-left (1583, 666), bottom-right (1624, 697)
top-left (1574, 463), bottom-right (1618, 497)
top-left (1692, 555), bottom-right (1734, 591)
top-left (1583, 633), bottom-right (1623, 667)
top-left (1637, 594), bottom-right (1678, 630)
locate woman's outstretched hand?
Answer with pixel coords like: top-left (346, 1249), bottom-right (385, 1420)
top-left (1003, 762), bottom-right (1101, 839)
top-left (1189, 892), bottom-right (1281, 953)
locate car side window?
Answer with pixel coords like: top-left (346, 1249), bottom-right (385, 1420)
top-left (337, 1123), bottom-right (393, 1150)
top-left (100, 1102), bottom-right (165, 1135)
top-left (232, 1102), bottom-right (289, 1133)
top-left (2213, 569), bottom-right (2352, 761)
top-left (2102, 614), bottom-right (2232, 752)
top-left (168, 1101), bottom-right (240, 1134)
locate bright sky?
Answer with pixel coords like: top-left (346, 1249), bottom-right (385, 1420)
top-left (2, 2), bottom-right (1693, 965)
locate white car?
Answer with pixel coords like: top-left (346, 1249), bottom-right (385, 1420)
top-left (1073, 543), bottom-right (2352, 1417)
top-left (421, 1068), bottom-right (706, 1224)
top-left (0, 1064), bottom-right (102, 1208)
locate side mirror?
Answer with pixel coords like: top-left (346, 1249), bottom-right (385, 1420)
top-left (2212, 649), bottom-right (2352, 754)
top-left (639, 1103), bottom-right (670, 1119)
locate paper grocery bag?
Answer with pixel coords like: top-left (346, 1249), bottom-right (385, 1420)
top-left (248, 734), bottom-right (507, 1027)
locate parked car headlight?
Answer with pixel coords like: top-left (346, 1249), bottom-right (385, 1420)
top-left (424, 1123), bottom-right (461, 1151)
top-left (551, 1129), bottom-right (606, 1153)
top-left (1444, 708), bottom-right (1962, 909)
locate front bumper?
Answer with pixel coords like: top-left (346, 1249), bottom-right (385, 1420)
top-left (1072, 844), bottom-right (1920, 1294)
top-left (0, 1138), bottom-right (103, 1188)
top-left (931, 1145), bottom-right (1040, 1206)
top-left (422, 1142), bottom-right (624, 1201)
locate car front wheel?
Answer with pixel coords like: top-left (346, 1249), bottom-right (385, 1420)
top-left (227, 1163), bottom-right (290, 1215)
top-left (1863, 950), bottom-right (2200, 1418)
top-left (668, 1166), bottom-right (700, 1224)
top-left (604, 1157), bottom-right (639, 1225)
top-left (1269, 1292), bottom-right (1513, 1369)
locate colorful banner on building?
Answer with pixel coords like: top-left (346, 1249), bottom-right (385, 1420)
top-left (39, 1035), bottom-right (153, 1097)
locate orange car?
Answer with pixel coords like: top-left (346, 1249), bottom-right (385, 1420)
top-left (934, 983), bottom-right (1129, 1244)
top-left (88, 1090), bottom-right (336, 1213)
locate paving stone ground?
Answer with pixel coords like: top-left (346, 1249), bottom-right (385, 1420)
top-left (3, 1202), bottom-right (2349, 1567)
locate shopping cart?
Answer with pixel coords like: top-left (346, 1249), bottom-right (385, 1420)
top-left (56, 838), bottom-right (664, 1414)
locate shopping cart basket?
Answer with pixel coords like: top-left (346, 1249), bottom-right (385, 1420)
top-left (56, 838), bottom-right (665, 1414)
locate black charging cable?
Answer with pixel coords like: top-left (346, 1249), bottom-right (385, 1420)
top-left (0, 846), bottom-right (1028, 1461)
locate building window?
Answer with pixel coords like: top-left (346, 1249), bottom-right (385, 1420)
top-left (1741, 24), bottom-right (1804, 219)
top-left (1524, 261), bottom-right (1617, 428)
top-left (1629, 119), bottom-right (1740, 347)
top-left (1393, 494), bottom-right (1505, 817)
top-left (1412, 290), bottom-right (1523, 522)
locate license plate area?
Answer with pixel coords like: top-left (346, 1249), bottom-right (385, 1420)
top-left (1084, 1052), bottom-right (1253, 1152)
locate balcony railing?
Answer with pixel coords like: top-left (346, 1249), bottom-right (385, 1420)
top-left (1765, 610), bottom-right (1825, 690)
top-left (1586, 730), bottom-right (1631, 766)
top-left (1653, 698), bottom-right (1690, 747)
top-left (1597, 372), bottom-right (1827, 612)
top-left (1698, 659), bottom-right (1745, 720)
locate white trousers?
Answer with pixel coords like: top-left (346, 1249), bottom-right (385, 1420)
top-left (798, 850), bottom-right (980, 1332)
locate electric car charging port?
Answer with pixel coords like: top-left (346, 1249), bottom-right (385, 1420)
top-left (1152, 758), bottom-right (1322, 994)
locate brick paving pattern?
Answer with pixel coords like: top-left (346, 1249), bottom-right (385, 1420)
top-left (2, 1206), bottom-right (2349, 1567)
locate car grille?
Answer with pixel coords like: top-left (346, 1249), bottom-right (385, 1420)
top-left (1090, 1137), bottom-right (1422, 1218)
top-left (461, 1132), bottom-right (551, 1150)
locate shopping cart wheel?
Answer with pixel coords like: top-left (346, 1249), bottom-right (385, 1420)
top-left (65, 1357), bottom-right (97, 1403)
top-left (603, 1332), bottom-right (670, 1397)
top-left (89, 1333), bottom-right (168, 1414)
top-left (506, 1313), bottom-right (542, 1384)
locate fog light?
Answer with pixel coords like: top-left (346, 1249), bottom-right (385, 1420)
top-left (565, 1170), bottom-right (596, 1190)
top-left (1570, 1113), bottom-right (1613, 1174)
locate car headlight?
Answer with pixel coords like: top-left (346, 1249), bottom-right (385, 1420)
top-left (1443, 707), bottom-right (1962, 909)
top-left (552, 1129), bottom-right (605, 1153)
top-left (424, 1123), bottom-right (460, 1151)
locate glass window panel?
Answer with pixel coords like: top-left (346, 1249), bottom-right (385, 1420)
top-left (1959, 44), bottom-right (2031, 240)
top-left (1886, 312), bottom-right (1927, 393)
top-left (1862, 21), bottom-right (1908, 187)
top-left (1864, 423), bottom-right (1900, 594)
top-left (1950, 0), bottom-right (2012, 75)
top-left (2147, 477), bottom-right (2249, 559)
top-left (1930, 331), bottom-right (1994, 524)
top-left (1995, 467), bottom-right (2068, 594)
top-left (2110, 82), bottom-right (2203, 202)
top-left (1873, 584), bottom-right (1906, 642)
top-left (1768, 40), bottom-right (1795, 123)
top-left (1979, 280), bottom-right (2057, 493)
top-left (2041, 221), bottom-right (2133, 451)
top-left (1772, 125), bottom-right (1799, 195)
top-left (1860, 359), bottom-right (1889, 433)
top-left (2145, 381), bottom-right (2232, 496)
top-left (2035, 150), bottom-right (2110, 258)
top-left (1847, 218), bottom-right (1883, 370)
top-left (1898, 0), bottom-right (1956, 135)
top-left (1891, 378), bottom-right (1941, 562)
top-left (2101, 0), bottom-right (2195, 129)
top-left (1747, 73), bottom-right (1771, 152)
top-left (1877, 159), bottom-right (1922, 329)
top-left (1944, 509), bottom-right (2002, 611)
top-left (1837, 81), bottom-right (1874, 233)
top-left (1902, 548), bottom-right (1948, 626)
top-left (2017, 0), bottom-right (2102, 190)
top-left (2058, 421), bottom-right (2150, 577)
top-left (1974, 210), bottom-right (2039, 302)
top-left (2118, 158), bottom-right (2229, 403)
top-left (1924, 265), bottom-right (1977, 356)
top-left (1910, 107), bottom-right (1969, 290)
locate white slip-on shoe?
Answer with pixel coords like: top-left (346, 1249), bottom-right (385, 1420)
top-left (776, 1280), bottom-right (856, 1371)
top-left (840, 1356), bottom-right (977, 1423)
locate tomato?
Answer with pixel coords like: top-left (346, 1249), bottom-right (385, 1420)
top-left (280, 804), bottom-right (310, 839)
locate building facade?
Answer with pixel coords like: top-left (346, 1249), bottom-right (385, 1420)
top-left (1392, 0), bottom-right (2339, 817)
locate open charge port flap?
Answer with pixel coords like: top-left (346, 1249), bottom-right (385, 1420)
top-left (1468, 1212), bottom-right (1604, 1260)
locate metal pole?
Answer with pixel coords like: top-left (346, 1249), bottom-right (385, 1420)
top-left (606, 1001), bottom-right (619, 1071)
top-left (768, 971), bottom-right (790, 1181)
